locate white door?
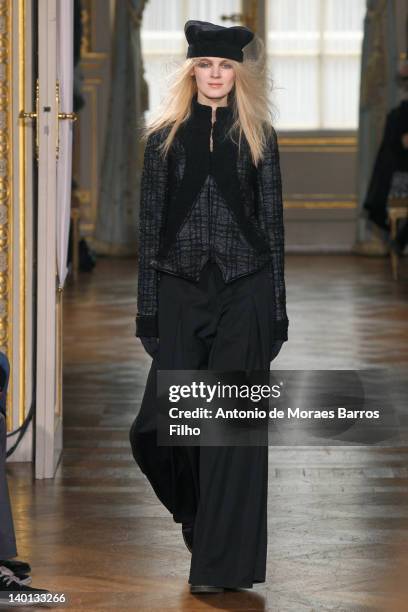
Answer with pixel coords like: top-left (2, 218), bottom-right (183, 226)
top-left (35, 0), bottom-right (75, 479)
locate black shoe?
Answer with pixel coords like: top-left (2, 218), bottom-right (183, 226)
top-left (0, 561), bottom-right (31, 575)
top-left (0, 570), bottom-right (50, 604)
top-left (0, 566), bottom-right (31, 586)
top-left (0, 559), bottom-right (31, 584)
top-left (182, 522), bottom-right (194, 553)
top-left (190, 585), bottom-right (224, 593)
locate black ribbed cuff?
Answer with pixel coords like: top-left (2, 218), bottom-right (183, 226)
top-left (135, 314), bottom-right (158, 338)
top-left (271, 319), bottom-right (288, 342)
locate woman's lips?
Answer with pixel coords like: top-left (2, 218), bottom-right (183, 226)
top-left (209, 84), bottom-right (222, 87)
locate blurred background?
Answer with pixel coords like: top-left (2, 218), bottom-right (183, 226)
top-left (1, 1), bottom-right (407, 609)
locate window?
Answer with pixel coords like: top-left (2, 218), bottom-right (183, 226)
top-left (268, 0), bottom-right (366, 129)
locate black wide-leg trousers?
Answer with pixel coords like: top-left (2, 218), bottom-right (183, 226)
top-left (130, 261), bottom-right (276, 589)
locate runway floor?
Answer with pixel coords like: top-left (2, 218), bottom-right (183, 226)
top-left (6, 254), bottom-right (408, 611)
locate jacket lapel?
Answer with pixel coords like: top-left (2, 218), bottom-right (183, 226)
top-left (159, 118), bottom-right (211, 258)
top-left (211, 125), bottom-right (270, 255)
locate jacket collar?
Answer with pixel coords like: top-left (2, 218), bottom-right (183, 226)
top-left (190, 93), bottom-right (233, 127)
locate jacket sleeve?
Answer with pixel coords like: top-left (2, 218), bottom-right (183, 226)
top-left (135, 129), bottom-right (169, 338)
top-left (256, 126), bottom-right (289, 342)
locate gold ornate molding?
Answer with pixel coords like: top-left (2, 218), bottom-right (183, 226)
top-left (127, 0), bottom-right (148, 29)
top-left (80, 0), bottom-right (108, 59)
top-left (284, 200), bottom-right (357, 209)
top-left (81, 83), bottom-right (98, 233)
top-left (361, 0), bottom-right (388, 109)
top-left (279, 136), bottom-right (357, 146)
top-left (278, 135), bottom-right (357, 153)
top-left (0, 0), bottom-right (13, 430)
top-left (80, 0), bottom-right (92, 56)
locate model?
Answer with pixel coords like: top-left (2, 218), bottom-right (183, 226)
top-left (129, 19), bottom-right (289, 594)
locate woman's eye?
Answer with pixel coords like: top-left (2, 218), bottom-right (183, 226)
top-left (196, 61), bottom-right (233, 69)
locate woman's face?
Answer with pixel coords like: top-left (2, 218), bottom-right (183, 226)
top-left (191, 57), bottom-right (236, 101)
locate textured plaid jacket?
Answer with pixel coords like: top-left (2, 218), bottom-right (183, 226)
top-left (136, 94), bottom-right (289, 340)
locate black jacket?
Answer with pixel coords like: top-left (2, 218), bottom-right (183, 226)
top-left (363, 100), bottom-right (408, 229)
top-left (136, 94), bottom-right (289, 341)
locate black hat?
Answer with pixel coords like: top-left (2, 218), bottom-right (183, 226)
top-left (184, 20), bottom-right (254, 63)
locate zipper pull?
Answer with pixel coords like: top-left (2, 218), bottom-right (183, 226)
top-left (210, 121), bottom-right (215, 153)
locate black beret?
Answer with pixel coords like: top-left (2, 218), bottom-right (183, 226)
top-left (184, 20), bottom-right (254, 63)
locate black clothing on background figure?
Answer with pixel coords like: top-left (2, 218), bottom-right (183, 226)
top-left (0, 352), bottom-right (17, 559)
top-left (0, 414), bottom-right (17, 559)
top-left (135, 94), bottom-right (289, 341)
top-left (363, 100), bottom-right (408, 230)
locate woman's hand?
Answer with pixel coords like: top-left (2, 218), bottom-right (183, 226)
top-left (270, 340), bottom-right (284, 362)
top-left (140, 337), bottom-right (159, 358)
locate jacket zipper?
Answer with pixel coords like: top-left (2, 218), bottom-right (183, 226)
top-left (209, 121), bottom-right (214, 262)
top-left (210, 122), bottom-right (214, 153)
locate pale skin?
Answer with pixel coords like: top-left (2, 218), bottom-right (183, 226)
top-left (190, 56), bottom-right (236, 126)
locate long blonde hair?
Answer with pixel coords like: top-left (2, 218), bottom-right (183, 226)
top-left (141, 36), bottom-right (277, 167)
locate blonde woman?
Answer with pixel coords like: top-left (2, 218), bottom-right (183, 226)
top-left (130, 20), bottom-right (289, 594)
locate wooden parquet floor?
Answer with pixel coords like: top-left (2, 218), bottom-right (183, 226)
top-left (6, 255), bottom-right (408, 611)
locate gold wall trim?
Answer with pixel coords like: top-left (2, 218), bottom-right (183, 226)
top-left (280, 147), bottom-right (357, 153)
top-left (81, 52), bottom-right (108, 61)
top-left (83, 77), bottom-right (102, 85)
top-left (289, 193), bottom-right (357, 199)
top-left (82, 84), bottom-right (98, 232)
top-left (279, 137), bottom-right (357, 146)
top-left (80, 223), bottom-right (95, 233)
top-left (80, 0), bottom-right (93, 55)
top-left (76, 189), bottom-right (91, 204)
top-left (284, 200), bottom-right (357, 209)
top-left (80, 0), bottom-right (108, 59)
top-left (0, 0), bottom-right (13, 430)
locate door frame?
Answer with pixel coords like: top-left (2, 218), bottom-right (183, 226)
top-left (35, 0), bottom-right (63, 479)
